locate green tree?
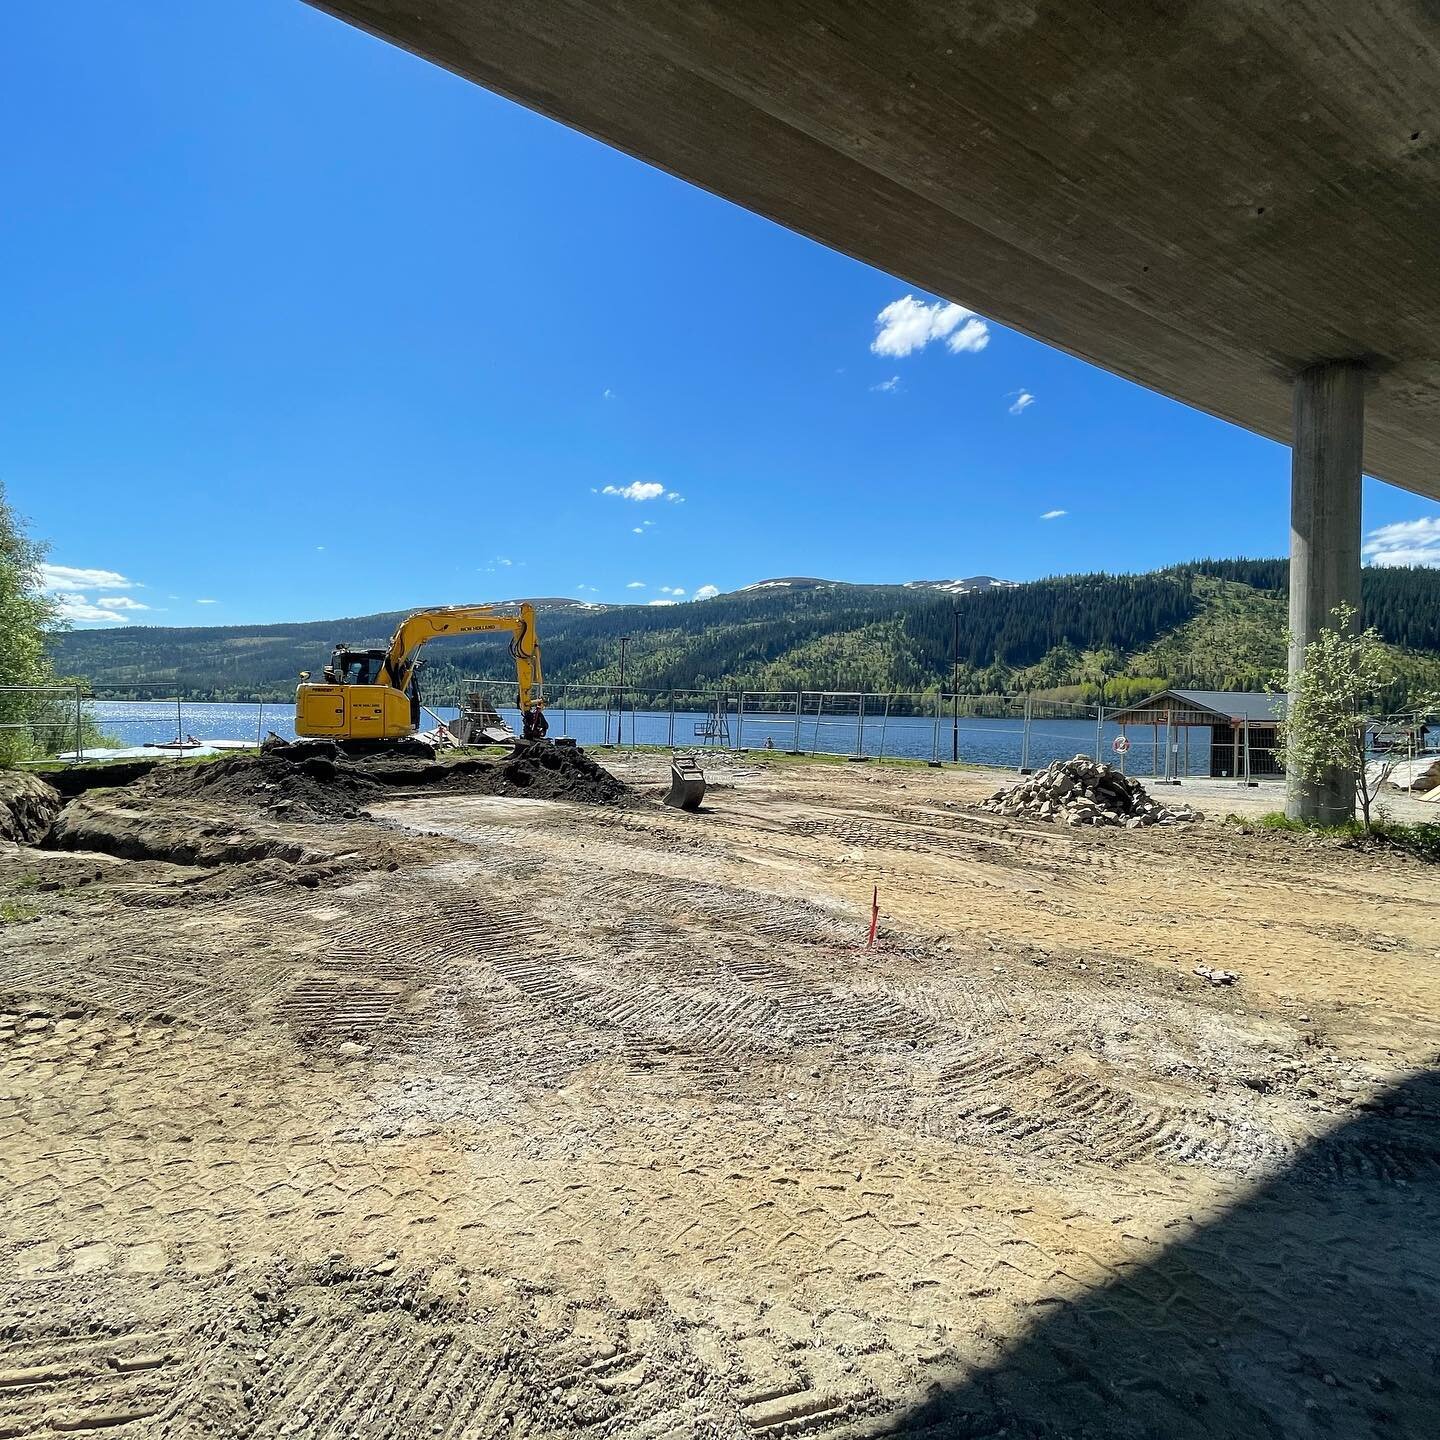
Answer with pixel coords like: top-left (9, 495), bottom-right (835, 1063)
top-left (0, 483), bottom-right (69, 765)
top-left (1276, 602), bottom-right (1437, 830)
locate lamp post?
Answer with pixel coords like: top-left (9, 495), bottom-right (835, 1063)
top-left (951, 605), bottom-right (960, 763)
top-left (618, 635), bottom-right (630, 747)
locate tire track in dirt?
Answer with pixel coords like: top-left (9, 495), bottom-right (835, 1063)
top-left (7, 762), bottom-right (1440, 1438)
top-left (0, 1323), bottom-right (185, 1438)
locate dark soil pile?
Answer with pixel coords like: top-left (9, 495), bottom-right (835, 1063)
top-left (140, 750), bottom-right (378, 821)
top-left (137, 739), bottom-right (634, 821)
top-left (367, 740), bottom-right (636, 807)
top-left (45, 758), bottom-right (163, 798)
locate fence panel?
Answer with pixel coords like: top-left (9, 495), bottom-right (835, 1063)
top-left (1, 684), bottom-right (85, 764)
top-left (67, 686), bottom-right (1440, 793)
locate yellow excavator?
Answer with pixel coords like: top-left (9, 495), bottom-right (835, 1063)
top-left (294, 602), bottom-right (542, 742)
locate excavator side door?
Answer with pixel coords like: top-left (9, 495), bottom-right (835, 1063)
top-left (295, 684), bottom-right (347, 735)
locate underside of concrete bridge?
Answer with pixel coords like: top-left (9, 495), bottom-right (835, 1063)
top-left (305, 0), bottom-right (1440, 818)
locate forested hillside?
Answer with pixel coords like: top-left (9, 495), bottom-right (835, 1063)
top-left (47, 561), bottom-right (1440, 705)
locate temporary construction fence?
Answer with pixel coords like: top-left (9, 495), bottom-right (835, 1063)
top-left (72, 688), bottom-right (289, 754)
top-left (455, 679), bottom-right (1285, 780)
top-left (36, 682), bottom-right (1433, 787)
top-left (0, 684), bottom-right (88, 763)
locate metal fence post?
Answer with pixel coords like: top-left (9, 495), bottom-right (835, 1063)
top-left (667, 691), bottom-right (675, 750)
top-left (1095, 703), bottom-right (1104, 761)
top-left (256, 698), bottom-right (265, 747)
top-left (74, 684), bottom-right (83, 763)
top-left (930, 691), bottom-right (941, 766)
top-left (878, 693), bottom-right (892, 763)
top-left (737, 691), bottom-right (746, 751)
top-left (812, 692), bottom-right (825, 754)
top-left (856, 692), bottom-right (865, 758)
top-left (1020, 696), bottom-right (1032, 772)
top-left (792, 690), bottom-right (803, 754)
top-left (1243, 717), bottom-right (1253, 785)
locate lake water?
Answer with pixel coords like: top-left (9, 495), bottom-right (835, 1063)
top-left (84, 698), bottom-right (1231, 776)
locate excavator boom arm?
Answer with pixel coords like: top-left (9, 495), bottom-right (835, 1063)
top-left (380, 603), bottom-right (543, 706)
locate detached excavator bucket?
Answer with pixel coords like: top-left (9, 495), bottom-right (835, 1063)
top-left (665, 755), bottom-right (707, 811)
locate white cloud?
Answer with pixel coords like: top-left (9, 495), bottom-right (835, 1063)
top-left (40, 563), bottom-right (136, 591)
top-left (946, 318), bottom-right (989, 354)
top-left (693, 584), bottom-right (720, 601)
top-left (494, 556), bottom-right (513, 567)
top-left (97, 595), bottom-right (148, 610)
top-left (196, 597), bottom-right (218, 604)
top-left (52, 592), bottom-right (128, 624)
top-left (603, 388), bottom-right (616, 400)
top-left (632, 527), bottom-right (645, 535)
top-left (602, 481), bottom-right (666, 502)
top-left (1363, 516), bottom-right (1440, 567)
top-left (1008, 390), bottom-right (1035, 415)
top-left (647, 599), bottom-right (677, 607)
top-left (871, 376), bottom-right (901, 394)
top-left (626, 581), bottom-right (645, 589)
top-left (871, 295), bottom-right (990, 358)
top-left (575, 584), bottom-right (599, 593)
top-left (1040, 509), bottom-right (1067, 520)
top-left (659, 586), bottom-right (686, 596)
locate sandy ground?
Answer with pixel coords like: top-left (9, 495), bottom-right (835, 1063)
top-left (1, 754), bottom-right (1438, 1439)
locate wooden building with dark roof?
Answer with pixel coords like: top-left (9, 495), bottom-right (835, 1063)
top-left (1106, 689), bottom-right (1283, 780)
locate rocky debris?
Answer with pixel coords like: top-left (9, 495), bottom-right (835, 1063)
top-left (1195, 964), bottom-right (1239, 986)
top-left (0, 771), bottom-right (64, 844)
top-left (979, 755), bottom-right (1204, 829)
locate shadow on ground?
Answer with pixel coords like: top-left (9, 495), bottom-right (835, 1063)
top-left (892, 1069), bottom-right (1440, 1439)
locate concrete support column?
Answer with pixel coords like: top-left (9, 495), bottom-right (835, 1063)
top-left (1286, 360), bottom-right (1364, 823)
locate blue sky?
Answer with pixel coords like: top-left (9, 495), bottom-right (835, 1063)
top-left (3, 2), bottom-right (1436, 627)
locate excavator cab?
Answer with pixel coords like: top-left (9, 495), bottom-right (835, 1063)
top-left (331, 647), bottom-right (387, 686)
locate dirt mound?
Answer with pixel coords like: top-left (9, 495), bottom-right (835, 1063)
top-left (136, 739), bottom-right (635, 820)
top-left (140, 749), bottom-right (378, 821)
top-left (0, 771), bottom-right (63, 844)
top-left (980, 754), bottom-right (1203, 828)
top-left (44, 758), bottom-right (163, 797)
top-left (47, 789), bottom-right (328, 866)
top-left (366, 740), bottom-right (636, 806)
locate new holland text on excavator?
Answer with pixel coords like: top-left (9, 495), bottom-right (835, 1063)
top-left (294, 602), bottom-right (542, 742)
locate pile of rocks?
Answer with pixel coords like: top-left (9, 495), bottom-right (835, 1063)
top-left (979, 755), bottom-right (1203, 829)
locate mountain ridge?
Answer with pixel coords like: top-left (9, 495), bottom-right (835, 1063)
top-left (47, 559), bottom-right (1440, 706)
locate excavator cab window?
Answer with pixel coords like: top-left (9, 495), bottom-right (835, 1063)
top-left (332, 648), bottom-right (386, 686)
